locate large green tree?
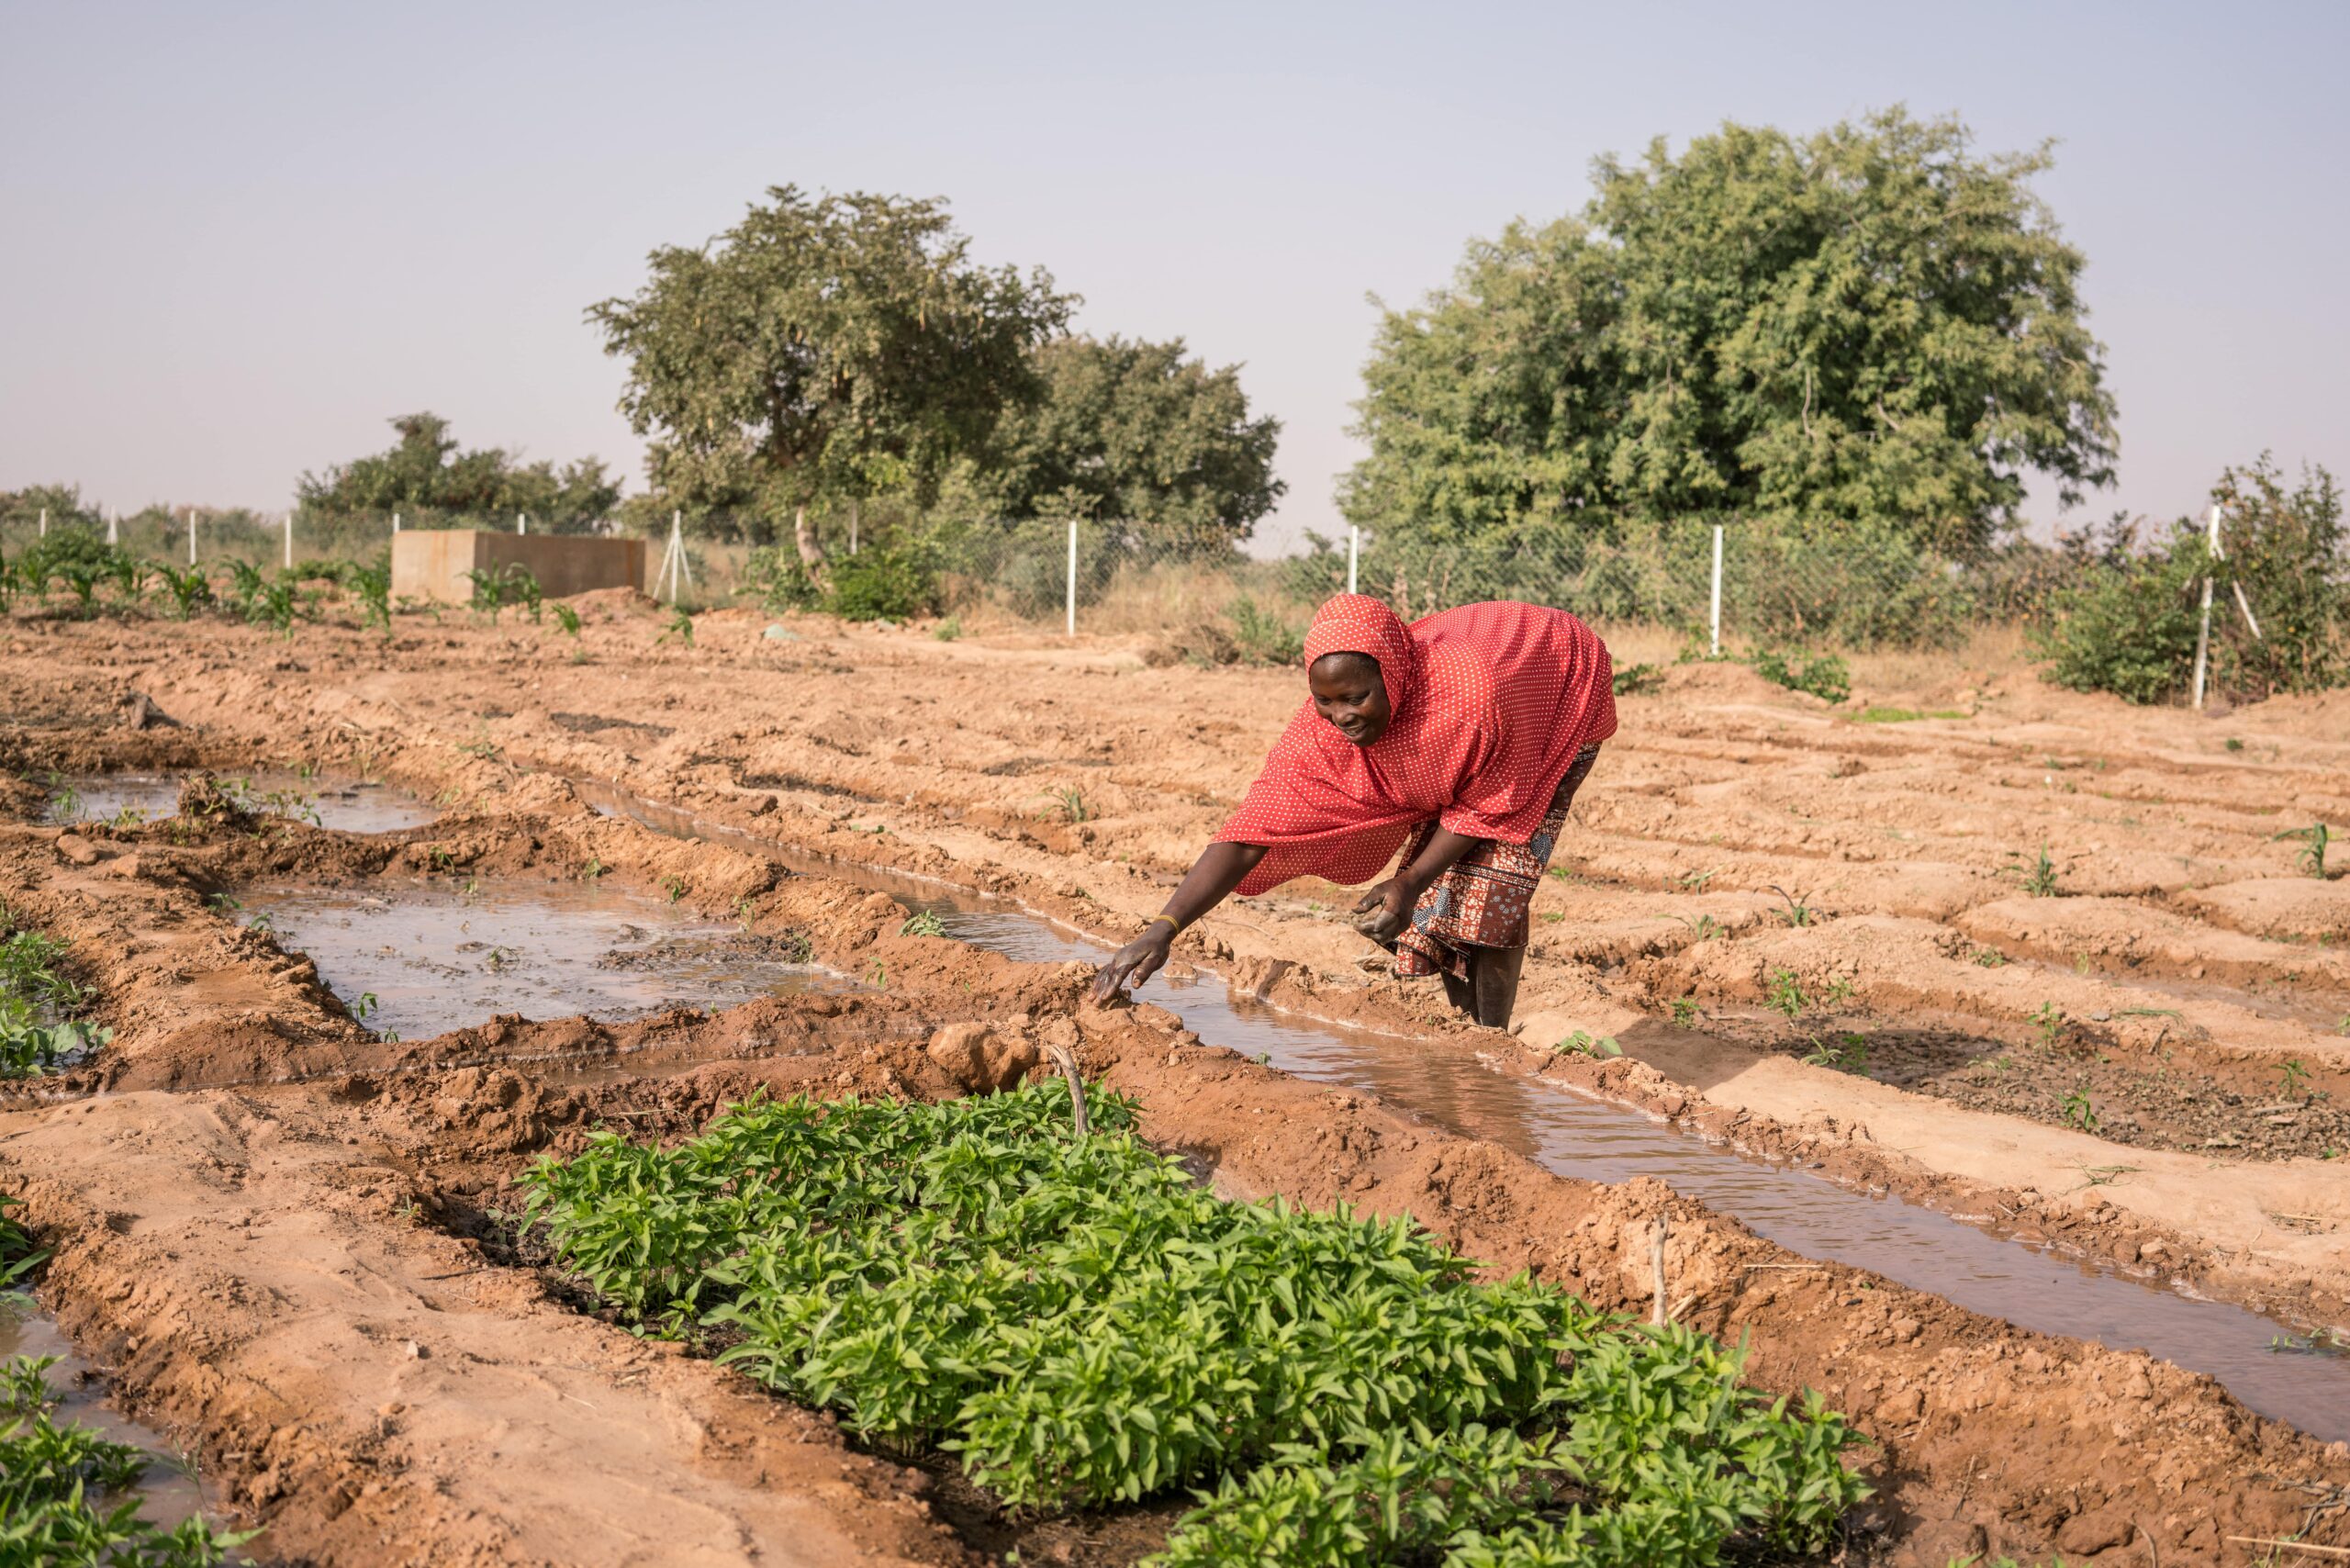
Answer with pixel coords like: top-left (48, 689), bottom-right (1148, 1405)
top-left (950, 334), bottom-right (1283, 551)
top-left (1344, 108), bottom-right (2118, 554)
top-left (297, 412), bottom-right (620, 530)
top-left (589, 185), bottom-right (1071, 567)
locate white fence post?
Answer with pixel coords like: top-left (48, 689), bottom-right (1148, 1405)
top-left (849, 499), bottom-right (860, 556)
top-left (1348, 525), bottom-right (1360, 595)
top-left (393, 511), bottom-right (401, 534)
top-left (1064, 519), bottom-right (1078, 637)
top-left (187, 508), bottom-right (197, 566)
top-left (37, 508), bottom-right (46, 538)
top-left (2192, 504), bottom-right (2220, 710)
top-left (105, 510), bottom-right (118, 546)
top-left (284, 510), bottom-right (293, 569)
top-left (1708, 523), bottom-right (1724, 657)
top-left (518, 511), bottom-right (528, 535)
top-left (658, 510), bottom-right (694, 602)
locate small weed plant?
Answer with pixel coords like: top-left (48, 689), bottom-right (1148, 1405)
top-left (0, 917), bottom-right (107, 1078)
top-left (1748, 648), bottom-right (1851, 705)
top-left (1802, 1033), bottom-right (1871, 1073)
top-left (1554, 1030), bottom-right (1622, 1059)
top-left (519, 1085), bottom-right (1869, 1558)
top-left (2273, 823), bottom-right (2333, 879)
top-left (154, 563), bottom-right (214, 620)
top-left (350, 559), bottom-right (393, 634)
top-left (1765, 968), bottom-right (1809, 1021)
top-left (2008, 843), bottom-right (2061, 898)
top-left (1038, 786), bottom-right (1091, 823)
top-left (1223, 595), bottom-right (1305, 665)
top-left (2060, 1087), bottom-right (2100, 1133)
top-left (897, 910), bottom-right (947, 938)
top-left (3, 1192), bottom-right (47, 1303)
top-left (1609, 662), bottom-right (1663, 697)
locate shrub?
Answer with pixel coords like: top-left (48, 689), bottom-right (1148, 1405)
top-left (2038, 458), bottom-right (2346, 704)
top-left (1749, 647), bottom-right (1851, 704)
top-left (1224, 594), bottom-right (1304, 664)
top-left (826, 540), bottom-right (938, 621)
top-left (739, 545), bottom-right (822, 612)
top-left (2032, 521), bottom-right (2206, 705)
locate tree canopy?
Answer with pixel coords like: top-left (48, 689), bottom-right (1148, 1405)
top-left (1342, 107), bottom-right (2117, 554)
top-left (0, 483), bottom-right (102, 535)
top-left (297, 412), bottom-right (619, 530)
top-left (946, 334), bottom-right (1283, 550)
top-left (589, 186), bottom-right (1072, 547)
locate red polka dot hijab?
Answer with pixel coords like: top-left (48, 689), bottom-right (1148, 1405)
top-left (1214, 594), bottom-right (1616, 895)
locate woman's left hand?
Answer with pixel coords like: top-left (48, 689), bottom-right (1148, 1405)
top-left (1352, 875), bottom-right (1419, 944)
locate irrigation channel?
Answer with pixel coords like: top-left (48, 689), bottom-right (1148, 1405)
top-left (49, 772), bottom-right (437, 834)
top-left (568, 779), bottom-right (2350, 1446)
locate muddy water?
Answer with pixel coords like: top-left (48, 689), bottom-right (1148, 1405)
top-left (1, 1303), bottom-right (237, 1547)
top-left (247, 877), bottom-right (844, 1042)
top-left (47, 771), bottom-right (435, 834)
top-left (577, 783), bottom-right (2350, 1442)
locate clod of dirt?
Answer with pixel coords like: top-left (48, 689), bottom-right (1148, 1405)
top-left (173, 773), bottom-right (253, 827)
top-left (927, 1023), bottom-right (1041, 1092)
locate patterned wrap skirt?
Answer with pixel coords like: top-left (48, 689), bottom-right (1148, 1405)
top-left (1390, 743), bottom-right (1603, 982)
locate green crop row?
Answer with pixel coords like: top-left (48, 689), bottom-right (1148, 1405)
top-left (519, 1082), bottom-right (1870, 1564)
top-left (0, 1353), bottom-right (246, 1566)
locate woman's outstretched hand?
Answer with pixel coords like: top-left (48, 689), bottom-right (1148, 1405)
top-left (1352, 876), bottom-right (1417, 944)
top-left (1091, 923), bottom-right (1175, 1004)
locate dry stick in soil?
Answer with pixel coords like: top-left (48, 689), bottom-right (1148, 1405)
top-left (2228, 1542), bottom-right (2350, 1561)
top-left (1651, 1213), bottom-right (1669, 1327)
top-left (1041, 1038), bottom-right (1090, 1137)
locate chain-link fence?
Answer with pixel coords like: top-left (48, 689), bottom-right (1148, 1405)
top-left (835, 515), bottom-right (2072, 656)
top-left (7, 489), bottom-right (2338, 707)
top-left (0, 503), bottom-right (2082, 656)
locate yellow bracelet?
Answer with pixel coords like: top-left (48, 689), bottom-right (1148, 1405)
top-left (1147, 913), bottom-right (1181, 936)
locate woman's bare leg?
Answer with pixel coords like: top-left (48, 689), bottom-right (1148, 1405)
top-left (1467, 945), bottom-right (1527, 1028)
top-left (1440, 969), bottom-right (1476, 1017)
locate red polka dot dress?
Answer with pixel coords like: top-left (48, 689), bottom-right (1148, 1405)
top-left (1213, 595), bottom-right (1616, 970)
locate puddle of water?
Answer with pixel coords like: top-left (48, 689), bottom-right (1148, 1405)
top-left (44, 771), bottom-right (436, 834)
top-left (247, 876), bottom-right (846, 1042)
top-left (576, 781), bottom-right (2350, 1443)
top-left (1, 1300), bottom-right (235, 1545)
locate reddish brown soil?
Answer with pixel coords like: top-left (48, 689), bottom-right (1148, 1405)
top-left (4, 603), bottom-right (2350, 1563)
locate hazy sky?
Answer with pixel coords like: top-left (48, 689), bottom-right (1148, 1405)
top-left (4, 1), bottom-right (2343, 546)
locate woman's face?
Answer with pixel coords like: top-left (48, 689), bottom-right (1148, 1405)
top-left (1308, 652), bottom-right (1392, 746)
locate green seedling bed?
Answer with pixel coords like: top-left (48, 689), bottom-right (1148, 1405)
top-left (520, 1082), bottom-right (1868, 1566)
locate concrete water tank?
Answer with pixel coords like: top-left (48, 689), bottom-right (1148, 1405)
top-left (390, 531), bottom-right (647, 602)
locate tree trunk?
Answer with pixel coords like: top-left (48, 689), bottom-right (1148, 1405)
top-left (793, 505), bottom-right (827, 581)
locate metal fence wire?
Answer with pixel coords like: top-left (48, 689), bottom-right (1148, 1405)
top-left (0, 504), bottom-right (2160, 657)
